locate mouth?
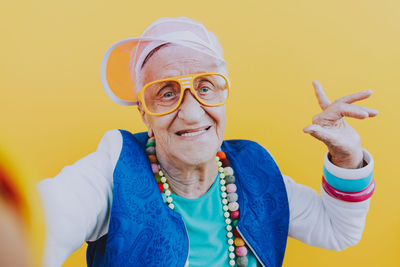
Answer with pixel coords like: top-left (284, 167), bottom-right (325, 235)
top-left (175, 126), bottom-right (212, 137)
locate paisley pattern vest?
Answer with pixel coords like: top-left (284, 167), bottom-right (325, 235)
top-left (86, 130), bottom-right (289, 267)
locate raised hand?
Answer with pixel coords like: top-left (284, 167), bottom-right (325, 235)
top-left (303, 81), bottom-right (378, 169)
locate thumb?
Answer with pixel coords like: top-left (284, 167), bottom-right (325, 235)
top-left (303, 124), bottom-right (335, 145)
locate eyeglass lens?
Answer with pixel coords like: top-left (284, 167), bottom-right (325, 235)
top-left (143, 74), bottom-right (228, 114)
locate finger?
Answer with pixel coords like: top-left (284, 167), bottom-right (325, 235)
top-left (312, 80), bottom-right (331, 110)
top-left (336, 103), bottom-right (370, 119)
top-left (353, 104), bottom-right (379, 117)
top-left (336, 89), bottom-right (373, 104)
top-left (303, 124), bottom-right (335, 145)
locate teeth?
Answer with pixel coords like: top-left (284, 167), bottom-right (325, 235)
top-left (181, 129), bottom-right (206, 137)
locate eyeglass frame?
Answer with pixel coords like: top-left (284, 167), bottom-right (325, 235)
top-left (137, 72), bottom-right (230, 116)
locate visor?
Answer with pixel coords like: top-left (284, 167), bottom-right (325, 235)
top-left (100, 17), bottom-right (226, 106)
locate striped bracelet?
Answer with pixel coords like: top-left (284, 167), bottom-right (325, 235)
top-left (322, 176), bottom-right (375, 202)
top-left (323, 160), bottom-right (373, 192)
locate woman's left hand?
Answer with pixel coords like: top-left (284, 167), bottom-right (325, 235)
top-left (303, 80), bottom-right (378, 169)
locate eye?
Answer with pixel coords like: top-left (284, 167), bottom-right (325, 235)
top-left (163, 91), bottom-right (175, 98)
top-left (199, 86), bottom-right (210, 93)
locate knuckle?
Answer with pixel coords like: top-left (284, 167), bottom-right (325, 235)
top-left (312, 114), bottom-right (319, 123)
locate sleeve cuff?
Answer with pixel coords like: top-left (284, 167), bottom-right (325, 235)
top-left (323, 148), bottom-right (374, 180)
top-left (323, 148), bottom-right (374, 193)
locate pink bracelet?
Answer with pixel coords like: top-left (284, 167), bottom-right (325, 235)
top-left (322, 176), bottom-right (375, 202)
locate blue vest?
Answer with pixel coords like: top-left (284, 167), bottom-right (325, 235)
top-left (86, 130), bottom-right (289, 267)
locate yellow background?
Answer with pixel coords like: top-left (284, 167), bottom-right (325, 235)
top-left (1, 0), bottom-right (399, 266)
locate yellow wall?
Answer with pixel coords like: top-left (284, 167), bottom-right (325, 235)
top-left (1, 0), bottom-right (399, 266)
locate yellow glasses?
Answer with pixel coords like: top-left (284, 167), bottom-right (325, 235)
top-left (137, 72), bottom-right (230, 116)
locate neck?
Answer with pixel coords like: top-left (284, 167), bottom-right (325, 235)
top-left (156, 152), bottom-right (218, 199)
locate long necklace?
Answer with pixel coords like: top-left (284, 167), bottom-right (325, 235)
top-left (145, 137), bottom-right (249, 267)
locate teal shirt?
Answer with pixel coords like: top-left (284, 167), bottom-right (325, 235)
top-left (163, 173), bottom-right (258, 267)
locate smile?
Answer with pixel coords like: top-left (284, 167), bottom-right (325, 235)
top-left (175, 126), bottom-right (211, 137)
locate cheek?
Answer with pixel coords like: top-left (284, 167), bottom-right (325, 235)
top-left (147, 114), bottom-right (174, 140)
top-left (206, 106), bottom-right (227, 136)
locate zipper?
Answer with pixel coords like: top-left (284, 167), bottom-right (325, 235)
top-left (236, 226), bottom-right (266, 267)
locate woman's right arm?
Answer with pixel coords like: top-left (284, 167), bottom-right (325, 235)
top-left (37, 129), bottom-right (122, 267)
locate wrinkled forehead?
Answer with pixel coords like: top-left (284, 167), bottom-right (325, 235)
top-left (139, 44), bottom-right (226, 86)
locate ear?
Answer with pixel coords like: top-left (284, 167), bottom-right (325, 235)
top-left (137, 104), bottom-right (153, 137)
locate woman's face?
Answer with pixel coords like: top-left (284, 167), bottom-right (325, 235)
top-left (139, 45), bottom-right (227, 166)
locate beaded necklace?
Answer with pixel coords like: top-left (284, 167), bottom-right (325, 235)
top-left (145, 137), bottom-right (250, 267)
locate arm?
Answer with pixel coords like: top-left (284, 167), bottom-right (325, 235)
top-left (285, 80), bottom-right (378, 250)
top-left (37, 129), bottom-right (122, 267)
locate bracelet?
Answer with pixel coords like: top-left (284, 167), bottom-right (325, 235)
top-left (323, 165), bottom-right (373, 192)
top-left (322, 176), bottom-right (375, 202)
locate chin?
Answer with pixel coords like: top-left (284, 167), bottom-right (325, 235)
top-left (175, 137), bottom-right (219, 166)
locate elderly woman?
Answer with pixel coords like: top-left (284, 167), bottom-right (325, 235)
top-left (38, 17), bottom-right (378, 267)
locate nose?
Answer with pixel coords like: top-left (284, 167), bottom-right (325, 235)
top-left (177, 88), bottom-right (205, 122)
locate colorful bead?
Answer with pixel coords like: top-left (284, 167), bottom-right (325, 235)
top-left (223, 205), bottom-right (229, 211)
top-left (227, 192), bottom-right (238, 202)
top-left (220, 173), bottom-right (225, 179)
top-left (148, 155), bottom-right (157, 163)
top-left (234, 237), bottom-right (245, 247)
top-left (151, 163), bottom-right (159, 174)
top-left (164, 190), bottom-right (171, 196)
top-left (163, 183), bottom-right (169, 189)
top-left (231, 210), bottom-right (240, 219)
top-left (145, 146), bottom-right (156, 155)
top-left (166, 196), bottom-right (173, 203)
top-left (221, 185), bottom-right (227, 192)
top-left (235, 246), bottom-right (248, 257)
top-left (221, 158), bottom-right (230, 167)
top-left (228, 245), bottom-right (235, 252)
top-left (236, 256), bottom-right (249, 267)
top-left (218, 167), bottom-right (224, 173)
top-left (229, 252), bottom-right (235, 259)
top-left (226, 183), bottom-right (237, 193)
top-left (233, 227), bottom-right (240, 237)
top-left (217, 151), bottom-right (226, 160)
top-left (224, 167), bottom-right (234, 176)
top-left (224, 212), bottom-right (230, 218)
top-left (146, 140), bottom-right (155, 147)
top-left (232, 219), bottom-right (238, 227)
top-left (154, 173), bottom-right (162, 183)
top-left (228, 202), bottom-right (239, 211)
top-left (229, 259), bottom-right (236, 266)
top-left (168, 203), bottom-right (174, 209)
top-left (225, 175), bottom-right (235, 184)
top-left (228, 238), bottom-right (234, 245)
top-left (220, 179), bottom-right (226, 185)
top-left (221, 192), bottom-right (227, 198)
top-left (158, 183), bottom-right (163, 193)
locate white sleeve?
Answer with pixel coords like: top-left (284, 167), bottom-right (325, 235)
top-left (283, 149), bottom-right (374, 251)
top-left (37, 129), bottom-right (122, 267)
